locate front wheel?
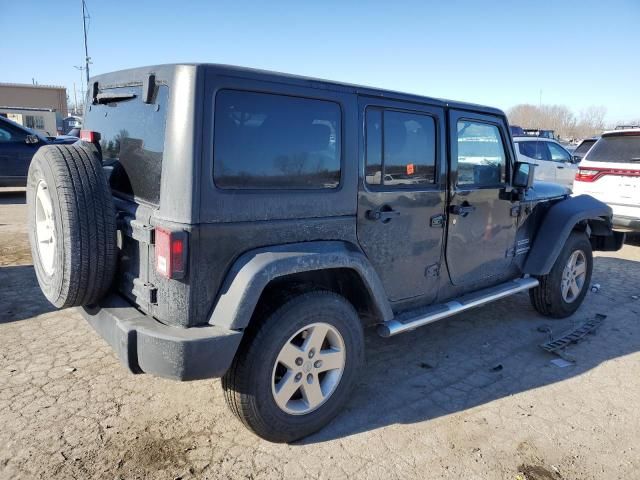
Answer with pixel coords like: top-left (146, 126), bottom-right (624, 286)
top-left (222, 291), bottom-right (364, 443)
top-left (529, 231), bottom-right (593, 318)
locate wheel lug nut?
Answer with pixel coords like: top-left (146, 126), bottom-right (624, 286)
top-left (307, 373), bottom-right (313, 383)
top-left (295, 357), bottom-right (303, 366)
top-left (314, 360), bottom-right (322, 369)
top-left (308, 349), bottom-right (315, 359)
top-left (294, 372), bottom-right (302, 382)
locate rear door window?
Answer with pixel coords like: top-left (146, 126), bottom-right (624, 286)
top-left (213, 90), bottom-right (341, 189)
top-left (518, 140), bottom-right (551, 161)
top-left (84, 85), bottom-right (169, 205)
top-left (586, 134), bottom-right (640, 163)
top-left (365, 108), bottom-right (437, 186)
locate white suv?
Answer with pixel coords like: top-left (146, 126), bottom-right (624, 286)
top-left (573, 129), bottom-right (640, 231)
top-left (513, 136), bottom-right (578, 189)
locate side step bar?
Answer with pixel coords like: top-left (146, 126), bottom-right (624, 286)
top-left (377, 277), bottom-right (539, 338)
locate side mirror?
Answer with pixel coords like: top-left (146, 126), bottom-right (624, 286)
top-left (513, 161), bottom-right (536, 189)
top-left (25, 134), bottom-right (40, 145)
top-left (572, 155), bottom-right (581, 163)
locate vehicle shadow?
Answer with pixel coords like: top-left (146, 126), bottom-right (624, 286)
top-left (625, 232), bottom-right (640, 247)
top-left (299, 255), bottom-right (640, 444)
top-left (0, 190), bottom-right (26, 205)
top-left (0, 265), bottom-right (54, 323)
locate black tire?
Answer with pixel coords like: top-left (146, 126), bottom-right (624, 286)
top-left (222, 291), bottom-right (364, 443)
top-left (529, 231), bottom-right (593, 318)
top-left (27, 143), bottom-right (117, 308)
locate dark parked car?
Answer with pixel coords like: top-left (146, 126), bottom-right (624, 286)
top-left (510, 124), bottom-right (525, 136)
top-left (26, 64), bottom-right (624, 442)
top-left (0, 116), bottom-right (77, 187)
top-left (65, 127), bottom-right (81, 138)
top-left (571, 136), bottom-right (599, 163)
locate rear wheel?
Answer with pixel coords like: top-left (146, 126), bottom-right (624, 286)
top-left (222, 291), bottom-right (364, 442)
top-left (529, 231), bottom-right (593, 318)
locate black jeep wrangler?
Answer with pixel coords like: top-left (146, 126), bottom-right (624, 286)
top-left (26, 64), bottom-right (624, 442)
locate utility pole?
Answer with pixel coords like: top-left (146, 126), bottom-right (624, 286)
top-left (73, 83), bottom-right (78, 115)
top-left (74, 65), bottom-right (85, 103)
top-left (539, 89), bottom-right (542, 108)
top-left (82, 0), bottom-right (91, 84)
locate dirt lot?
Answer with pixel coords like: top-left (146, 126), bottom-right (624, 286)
top-left (1, 187), bottom-right (639, 480)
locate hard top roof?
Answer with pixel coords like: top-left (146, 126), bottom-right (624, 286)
top-left (89, 63), bottom-right (506, 117)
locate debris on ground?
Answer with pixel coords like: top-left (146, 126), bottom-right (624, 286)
top-left (539, 314), bottom-right (606, 354)
top-left (491, 364), bottom-right (503, 372)
top-left (537, 325), bottom-right (552, 334)
top-left (590, 283), bottom-right (601, 293)
top-left (550, 358), bottom-right (574, 368)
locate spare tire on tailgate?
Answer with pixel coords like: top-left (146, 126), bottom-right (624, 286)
top-left (27, 143), bottom-right (117, 308)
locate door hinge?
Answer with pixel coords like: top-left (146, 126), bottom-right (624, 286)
top-left (510, 205), bottom-right (522, 217)
top-left (132, 277), bottom-right (158, 305)
top-left (117, 215), bottom-right (154, 244)
top-left (430, 214), bottom-right (445, 228)
top-left (425, 264), bottom-right (440, 278)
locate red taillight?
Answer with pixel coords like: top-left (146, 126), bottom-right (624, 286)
top-left (80, 129), bottom-right (101, 143)
top-left (575, 168), bottom-right (601, 182)
top-left (155, 228), bottom-right (188, 279)
top-left (575, 167), bottom-right (640, 182)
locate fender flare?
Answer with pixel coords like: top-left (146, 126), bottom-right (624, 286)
top-left (523, 194), bottom-right (612, 276)
top-left (208, 241), bottom-right (393, 330)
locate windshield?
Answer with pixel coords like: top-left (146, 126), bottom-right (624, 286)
top-left (586, 134), bottom-right (640, 163)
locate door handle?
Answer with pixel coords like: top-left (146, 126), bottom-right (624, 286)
top-left (449, 204), bottom-right (476, 216)
top-left (557, 165), bottom-right (564, 169)
top-left (366, 207), bottom-right (400, 223)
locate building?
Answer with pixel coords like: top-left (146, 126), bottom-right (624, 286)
top-left (0, 82), bottom-right (68, 136)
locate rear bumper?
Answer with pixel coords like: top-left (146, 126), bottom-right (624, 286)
top-left (613, 214), bottom-right (640, 232)
top-left (81, 294), bottom-right (243, 380)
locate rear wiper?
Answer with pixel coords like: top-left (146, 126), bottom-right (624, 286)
top-left (630, 157), bottom-right (640, 162)
top-left (94, 92), bottom-right (136, 104)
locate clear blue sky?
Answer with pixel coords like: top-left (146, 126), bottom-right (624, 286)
top-left (1, 0), bottom-right (638, 122)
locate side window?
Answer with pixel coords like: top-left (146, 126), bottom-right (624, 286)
top-left (547, 142), bottom-right (571, 162)
top-left (0, 126), bottom-right (14, 143)
top-left (518, 141), bottom-right (551, 161)
top-left (213, 90), bottom-right (341, 189)
top-left (457, 121), bottom-right (507, 187)
top-left (0, 125), bottom-right (26, 143)
top-left (365, 108), bottom-right (436, 187)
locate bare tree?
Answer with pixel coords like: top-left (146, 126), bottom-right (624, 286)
top-left (575, 106), bottom-right (607, 138)
top-left (508, 104), bottom-right (607, 140)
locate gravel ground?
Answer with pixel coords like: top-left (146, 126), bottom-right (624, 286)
top-left (1, 187), bottom-right (639, 480)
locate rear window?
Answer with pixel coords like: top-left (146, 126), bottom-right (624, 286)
top-left (213, 90), bottom-right (341, 189)
top-left (573, 139), bottom-right (597, 156)
top-left (586, 134), bottom-right (640, 163)
top-left (84, 85), bottom-right (169, 204)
